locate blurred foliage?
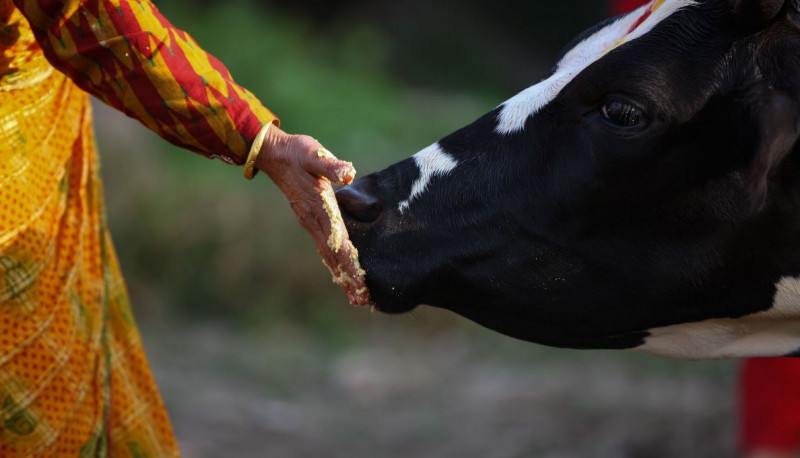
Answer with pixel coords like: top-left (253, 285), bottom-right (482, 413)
top-left (97, 0), bottom-right (604, 342)
top-left (181, 0), bottom-right (607, 93)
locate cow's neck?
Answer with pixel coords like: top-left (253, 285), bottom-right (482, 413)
top-left (638, 247), bottom-right (800, 358)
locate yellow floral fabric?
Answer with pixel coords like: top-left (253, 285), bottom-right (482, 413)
top-left (1, 0), bottom-right (278, 455)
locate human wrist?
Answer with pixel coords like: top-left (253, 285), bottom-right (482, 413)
top-left (243, 121), bottom-right (286, 180)
top-left (255, 123), bottom-right (291, 176)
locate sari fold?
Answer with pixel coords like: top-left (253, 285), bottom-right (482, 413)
top-left (0, 0), bottom-right (276, 455)
top-left (0, 55), bottom-right (179, 455)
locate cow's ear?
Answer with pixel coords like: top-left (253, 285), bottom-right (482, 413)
top-left (744, 85), bottom-right (800, 213)
top-left (732, 0), bottom-right (785, 29)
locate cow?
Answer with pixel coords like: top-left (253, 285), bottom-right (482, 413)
top-left (335, 0), bottom-right (800, 359)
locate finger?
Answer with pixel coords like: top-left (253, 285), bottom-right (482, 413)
top-left (316, 180), bottom-right (347, 254)
top-left (310, 221), bottom-right (365, 304)
top-left (314, 183), bottom-right (369, 305)
top-left (285, 176), bottom-right (369, 305)
top-left (293, 200), bottom-right (346, 283)
top-left (300, 146), bottom-right (357, 186)
top-left (290, 183), bottom-right (348, 270)
top-left (326, 212), bottom-right (369, 304)
top-left (335, 242), bottom-right (370, 306)
top-left (323, 242), bottom-right (369, 306)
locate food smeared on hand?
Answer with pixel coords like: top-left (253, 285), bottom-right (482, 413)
top-left (319, 174), bottom-right (370, 306)
top-left (320, 188), bottom-right (345, 253)
top-left (319, 148), bottom-right (356, 186)
top-left (325, 241), bottom-right (369, 305)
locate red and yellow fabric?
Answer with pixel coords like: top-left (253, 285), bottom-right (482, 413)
top-left (13, 0), bottom-right (278, 163)
top-left (1, 0), bottom-right (279, 455)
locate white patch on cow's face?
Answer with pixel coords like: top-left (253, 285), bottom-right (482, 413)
top-left (637, 276), bottom-right (800, 359)
top-left (398, 143), bottom-right (459, 213)
top-left (496, 0), bottom-right (697, 134)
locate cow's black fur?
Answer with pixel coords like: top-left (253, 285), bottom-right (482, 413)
top-left (336, 0), bottom-right (800, 355)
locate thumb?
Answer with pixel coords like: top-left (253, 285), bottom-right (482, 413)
top-left (302, 146), bottom-right (356, 186)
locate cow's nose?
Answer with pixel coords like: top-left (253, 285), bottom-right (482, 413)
top-left (335, 176), bottom-right (383, 224)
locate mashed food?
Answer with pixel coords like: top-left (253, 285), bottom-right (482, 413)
top-left (319, 186), bottom-right (370, 306)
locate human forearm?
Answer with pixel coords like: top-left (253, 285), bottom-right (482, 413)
top-left (14, 0), bottom-right (277, 164)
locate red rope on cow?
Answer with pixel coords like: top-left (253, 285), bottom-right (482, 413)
top-left (610, 0), bottom-right (650, 15)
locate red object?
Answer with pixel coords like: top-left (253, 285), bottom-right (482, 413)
top-left (740, 359), bottom-right (800, 453)
top-left (610, 0), bottom-right (648, 14)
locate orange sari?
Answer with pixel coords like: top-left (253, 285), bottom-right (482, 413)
top-left (1, 0), bottom-right (277, 455)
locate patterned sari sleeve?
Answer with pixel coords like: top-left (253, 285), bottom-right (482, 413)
top-left (13, 0), bottom-right (279, 164)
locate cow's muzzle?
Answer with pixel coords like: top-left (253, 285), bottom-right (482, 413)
top-left (336, 175), bottom-right (420, 313)
top-left (335, 176), bottom-right (384, 224)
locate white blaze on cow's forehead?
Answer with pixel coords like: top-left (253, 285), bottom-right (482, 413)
top-left (398, 143), bottom-right (458, 213)
top-left (637, 276), bottom-right (800, 359)
top-left (495, 0), bottom-right (697, 134)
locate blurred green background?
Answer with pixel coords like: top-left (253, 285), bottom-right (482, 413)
top-left (93, 1), bottom-right (738, 456)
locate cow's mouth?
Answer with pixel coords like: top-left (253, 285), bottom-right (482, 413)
top-left (364, 278), bottom-right (420, 314)
top-left (345, 227), bottom-right (423, 315)
top-left (350, 246), bottom-right (424, 314)
top-left (335, 176), bottom-right (424, 314)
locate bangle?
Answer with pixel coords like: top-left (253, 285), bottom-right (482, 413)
top-left (244, 122), bottom-right (273, 180)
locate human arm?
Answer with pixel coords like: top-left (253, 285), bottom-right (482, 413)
top-left (13, 0), bottom-right (275, 164)
top-left (13, 0), bottom-right (369, 304)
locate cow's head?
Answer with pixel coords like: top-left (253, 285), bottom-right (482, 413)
top-left (336, 0), bottom-right (800, 359)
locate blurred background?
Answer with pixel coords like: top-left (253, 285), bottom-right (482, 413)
top-left (94, 1), bottom-right (737, 456)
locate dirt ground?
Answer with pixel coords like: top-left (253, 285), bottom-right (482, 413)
top-left (142, 319), bottom-right (738, 458)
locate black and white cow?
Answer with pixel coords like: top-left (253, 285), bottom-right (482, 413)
top-left (336, 0), bottom-right (800, 359)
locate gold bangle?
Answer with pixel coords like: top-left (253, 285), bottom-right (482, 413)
top-left (244, 122), bottom-right (273, 180)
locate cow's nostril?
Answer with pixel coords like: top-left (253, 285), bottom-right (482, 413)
top-left (335, 177), bottom-right (384, 224)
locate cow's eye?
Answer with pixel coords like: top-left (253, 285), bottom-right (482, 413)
top-left (601, 101), bottom-right (645, 128)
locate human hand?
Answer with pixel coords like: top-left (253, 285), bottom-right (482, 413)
top-left (255, 124), bottom-right (370, 306)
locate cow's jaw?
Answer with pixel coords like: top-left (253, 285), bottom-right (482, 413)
top-left (639, 276), bottom-right (800, 358)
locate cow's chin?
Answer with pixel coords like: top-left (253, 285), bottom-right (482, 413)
top-left (368, 291), bottom-right (420, 315)
top-left (359, 257), bottom-right (425, 314)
